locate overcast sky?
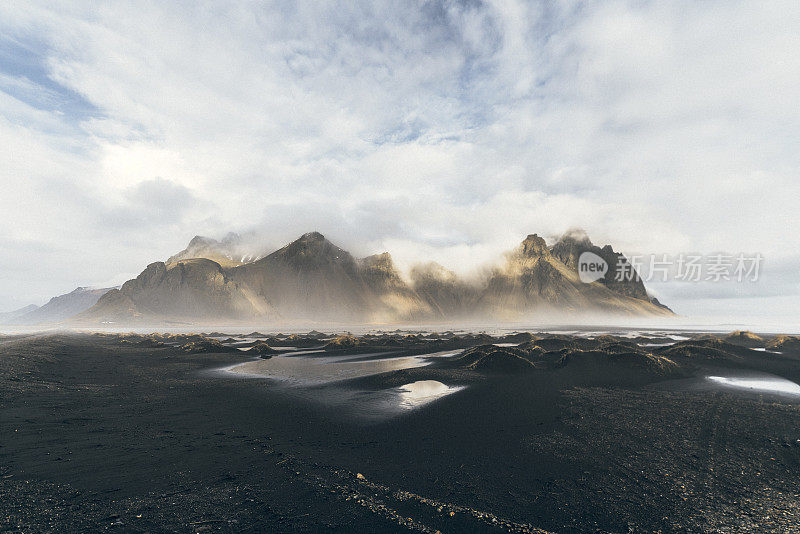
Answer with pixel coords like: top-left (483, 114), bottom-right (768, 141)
top-left (1, 1), bottom-right (799, 324)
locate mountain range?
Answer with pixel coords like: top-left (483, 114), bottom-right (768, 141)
top-left (1, 287), bottom-right (116, 325)
top-left (68, 230), bottom-right (672, 325)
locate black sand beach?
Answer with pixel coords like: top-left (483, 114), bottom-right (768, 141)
top-left (2, 331), bottom-right (800, 532)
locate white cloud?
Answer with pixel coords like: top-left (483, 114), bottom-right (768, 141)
top-left (0, 0), bottom-right (798, 322)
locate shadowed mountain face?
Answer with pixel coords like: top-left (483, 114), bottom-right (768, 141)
top-left (358, 252), bottom-right (433, 321)
top-left (551, 229), bottom-right (649, 300)
top-left (410, 262), bottom-right (479, 319)
top-left (232, 233), bottom-right (431, 322)
top-left (79, 231), bottom-right (672, 325)
top-left (83, 260), bottom-right (272, 322)
top-left (232, 232), bottom-right (374, 322)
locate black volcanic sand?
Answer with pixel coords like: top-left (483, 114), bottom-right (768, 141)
top-left (3, 331), bottom-right (800, 532)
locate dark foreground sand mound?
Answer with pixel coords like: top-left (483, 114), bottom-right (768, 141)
top-left (445, 339), bottom-right (681, 379)
top-left (324, 334), bottom-right (364, 350)
top-left (657, 339), bottom-right (747, 362)
top-left (497, 332), bottom-right (536, 344)
top-left (554, 348), bottom-right (679, 375)
top-left (180, 339), bottom-right (240, 354)
top-left (768, 334), bottom-right (800, 352)
top-left (723, 330), bottom-right (766, 348)
top-left (450, 344), bottom-right (539, 371)
top-left (247, 342), bottom-right (279, 356)
top-left (656, 337), bottom-right (787, 362)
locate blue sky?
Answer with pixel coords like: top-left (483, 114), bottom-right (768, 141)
top-left (1, 1), bottom-right (799, 325)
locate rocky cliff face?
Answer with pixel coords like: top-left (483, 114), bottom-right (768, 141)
top-left (479, 234), bottom-right (598, 317)
top-left (231, 232), bottom-right (371, 322)
top-left (550, 229), bottom-right (649, 301)
top-left (84, 259), bottom-right (271, 323)
top-left (478, 233), bottom-right (671, 319)
top-left (79, 230), bottom-right (673, 324)
top-left (410, 262), bottom-right (478, 319)
top-left (230, 233), bottom-right (431, 322)
top-left (358, 252), bottom-right (432, 321)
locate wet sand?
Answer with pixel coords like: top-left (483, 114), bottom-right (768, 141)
top-left (2, 331), bottom-right (800, 532)
top-left (228, 351), bottom-right (457, 383)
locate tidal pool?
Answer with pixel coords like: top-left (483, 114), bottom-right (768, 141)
top-left (223, 350), bottom-right (466, 418)
top-left (396, 380), bottom-right (466, 409)
top-left (706, 374), bottom-right (800, 396)
top-left (228, 350), bottom-right (460, 384)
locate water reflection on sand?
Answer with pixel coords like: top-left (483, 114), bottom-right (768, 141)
top-left (396, 380), bottom-right (465, 409)
top-left (229, 350), bottom-right (460, 384)
top-left (706, 375), bottom-right (800, 396)
top-left (225, 350), bottom-right (465, 417)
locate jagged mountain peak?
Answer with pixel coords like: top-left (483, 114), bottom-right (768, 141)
top-left (170, 234), bottom-right (254, 268)
top-left (549, 230), bottom-right (649, 301)
top-left (78, 230), bottom-right (672, 324)
top-left (300, 231), bottom-right (325, 242)
top-left (256, 232), bottom-right (359, 277)
top-left (520, 234), bottom-right (550, 257)
top-left (551, 230), bottom-right (595, 269)
top-left (555, 228), bottom-right (593, 247)
top-left (552, 232), bottom-right (623, 261)
top-left (187, 235), bottom-right (214, 247)
top-left (278, 232), bottom-right (348, 259)
top-left (361, 252), bottom-right (394, 270)
top-left (186, 233), bottom-right (240, 247)
top-left (359, 252), bottom-right (409, 295)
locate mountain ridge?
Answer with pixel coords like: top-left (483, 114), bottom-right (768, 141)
top-left (75, 231), bottom-right (673, 325)
top-left (2, 287), bottom-right (115, 325)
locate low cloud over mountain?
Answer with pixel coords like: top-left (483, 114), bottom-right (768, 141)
top-left (75, 230), bottom-right (671, 325)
